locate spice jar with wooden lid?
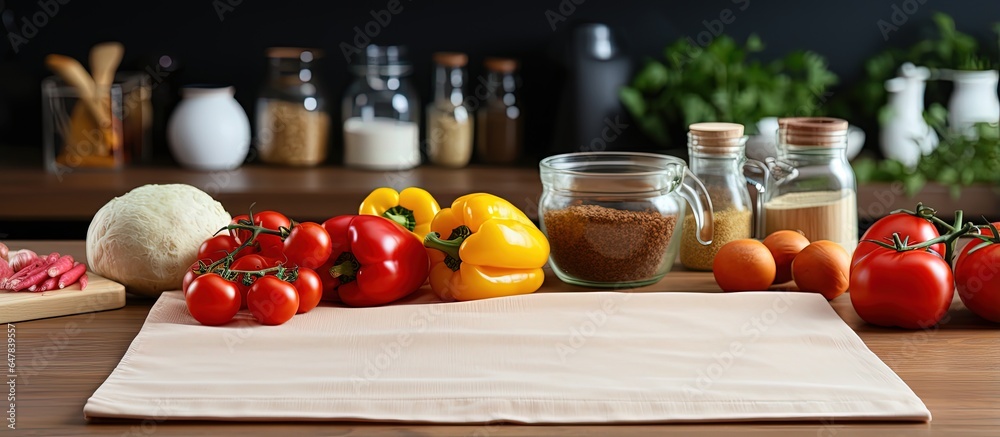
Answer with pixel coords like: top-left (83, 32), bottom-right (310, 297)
top-left (256, 47), bottom-right (330, 166)
top-left (476, 57), bottom-right (523, 165)
top-left (680, 122), bottom-right (766, 271)
top-left (764, 117), bottom-right (858, 254)
top-left (426, 52), bottom-right (473, 168)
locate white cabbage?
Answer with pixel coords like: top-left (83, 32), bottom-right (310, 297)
top-left (86, 184), bottom-right (231, 297)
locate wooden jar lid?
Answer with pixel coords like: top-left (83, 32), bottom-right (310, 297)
top-left (778, 117), bottom-right (848, 147)
top-left (433, 52), bottom-right (468, 68)
top-left (267, 47), bottom-right (322, 59)
top-left (485, 57), bottom-right (518, 73)
top-left (688, 122), bottom-right (746, 152)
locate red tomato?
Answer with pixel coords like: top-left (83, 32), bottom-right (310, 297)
top-left (247, 276), bottom-right (299, 325)
top-left (231, 254), bottom-right (269, 309)
top-left (955, 242), bottom-right (1000, 322)
top-left (230, 211), bottom-right (290, 257)
top-left (850, 249), bottom-right (954, 329)
top-left (283, 222), bottom-right (333, 269)
top-left (254, 211), bottom-right (292, 258)
top-left (292, 267), bottom-right (323, 314)
top-left (182, 261), bottom-right (201, 296)
top-left (185, 273), bottom-right (241, 326)
top-left (955, 222), bottom-right (1000, 269)
top-left (196, 235), bottom-right (239, 263)
top-left (229, 214), bottom-right (254, 246)
top-left (852, 213), bottom-right (943, 268)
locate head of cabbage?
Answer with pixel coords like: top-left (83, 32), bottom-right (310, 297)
top-left (86, 184), bottom-right (232, 297)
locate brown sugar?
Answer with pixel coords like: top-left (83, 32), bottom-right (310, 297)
top-left (543, 204), bottom-right (677, 283)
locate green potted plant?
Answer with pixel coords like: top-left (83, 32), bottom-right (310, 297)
top-left (618, 34), bottom-right (838, 159)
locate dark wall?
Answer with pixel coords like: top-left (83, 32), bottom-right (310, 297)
top-left (1, 0), bottom-right (999, 162)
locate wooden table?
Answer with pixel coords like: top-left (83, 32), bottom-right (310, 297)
top-left (1, 166), bottom-right (997, 224)
top-left (9, 241), bottom-right (1000, 436)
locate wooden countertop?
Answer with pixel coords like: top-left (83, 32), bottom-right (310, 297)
top-left (0, 165), bottom-right (544, 223)
top-left (9, 241), bottom-right (1000, 436)
top-left (1, 166), bottom-right (997, 224)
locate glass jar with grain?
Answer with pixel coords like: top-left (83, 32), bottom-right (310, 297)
top-left (476, 58), bottom-right (522, 165)
top-left (256, 47), bottom-right (330, 166)
top-left (539, 152), bottom-right (714, 288)
top-left (764, 117), bottom-right (858, 254)
top-left (680, 123), bottom-right (765, 271)
top-left (426, 52), bottom-right (473, 168)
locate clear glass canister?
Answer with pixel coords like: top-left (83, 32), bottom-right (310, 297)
top-left (476, 58), bottom-right (522, 165)
top-left (680, 123), bottom-right (763, 271)
top-left (539, 152), bottom-right (714, 288)
top-left (764, 117), bottom-right (858, 254)
top-left (426, 52), bottom-right (473, 168)
top-left (257, 47), bottom-right (329, 166)
top-left (341, 45), bottom-right (421, 170)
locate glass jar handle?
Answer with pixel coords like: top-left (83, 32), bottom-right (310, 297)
top-left (679, 167), bottom-right (714, 245)
top-left (764, 157), bottom-right (799, 185)
top-left (743, 159), bottom-right (769, 239)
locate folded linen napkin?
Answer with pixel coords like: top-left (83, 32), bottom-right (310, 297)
top-left (85, 290), bottom-right (930, 423)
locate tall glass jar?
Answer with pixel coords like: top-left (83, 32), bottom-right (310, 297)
top-left (426, 52), bottom-right (473, 168)
top-left (764, 117), bottom-right (858, 254)
top-left (341, 45), bottom-right (421, 170)
top-left (256, 47), bottom-right (329, 166)
top-left (476, 58), bottom-right (523, 165)
top-left (680, 123), bottom-right (763, 271)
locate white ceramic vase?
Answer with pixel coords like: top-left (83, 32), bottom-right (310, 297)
top-left (881, 63), bottom-right (937, 168)
top-left (947, 69), bottom-right (1000, 137)
top-left (168, 86), bottom-right (250, 171)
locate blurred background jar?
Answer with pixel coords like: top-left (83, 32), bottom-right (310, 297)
top-left (476, 58), bottom-right (523, 165)
top-left (426, 52), bottom-right (472, 168)
top-left (342, 45), bottom-right (420, 170)
top-left (256, 47), bottom-right (330, 166)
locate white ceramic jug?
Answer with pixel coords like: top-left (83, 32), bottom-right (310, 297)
top-left (947, 69), bottom-right (1000, 137)
top-left (168, 86), bottom-right (251, 171)
top-left (881, 63), bottom-right (937, 168)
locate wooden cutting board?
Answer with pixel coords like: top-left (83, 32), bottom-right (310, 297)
top-left (0, 272), bottom-right (126, 323)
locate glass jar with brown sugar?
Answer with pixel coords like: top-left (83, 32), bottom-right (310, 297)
top-left (476, 58), bottom-right (523, 165)
top-left (680, 123), bottom-right (766, 271)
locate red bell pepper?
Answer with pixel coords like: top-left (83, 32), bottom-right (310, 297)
top-left (319, 215), bottom-right (429, 307)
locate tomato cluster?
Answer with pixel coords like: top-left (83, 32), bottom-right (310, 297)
top-left (183, 211), bottom-right (332, 326)
top-left (849, 204), bottom-right (1000, 329)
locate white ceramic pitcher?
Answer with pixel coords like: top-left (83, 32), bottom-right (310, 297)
top-left (946, 69), bottom-right (1000, 137)
top-left (881, 63), bottom-right (938, 168)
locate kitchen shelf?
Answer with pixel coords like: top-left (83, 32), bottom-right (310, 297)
top-left (0, 166), bottom-right (997, 222)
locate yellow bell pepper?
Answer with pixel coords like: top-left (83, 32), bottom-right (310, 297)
top-left (423, 193), bottom-right (550, 301)
top-left (359, 187), bottom-right (441, 240)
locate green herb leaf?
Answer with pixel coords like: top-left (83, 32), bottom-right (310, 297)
top-left (619, 87), bottom-right (646, 117)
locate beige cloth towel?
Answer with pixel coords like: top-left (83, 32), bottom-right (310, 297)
top-left (85, 290), bottom-right (930, 423)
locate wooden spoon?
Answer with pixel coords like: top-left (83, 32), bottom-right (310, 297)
top-left (45, 54), bottom-right (119, 163)
top-left (89, 42), bottom-right (123, 97)
top-left (45, 54), bottom-right (109, 127)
